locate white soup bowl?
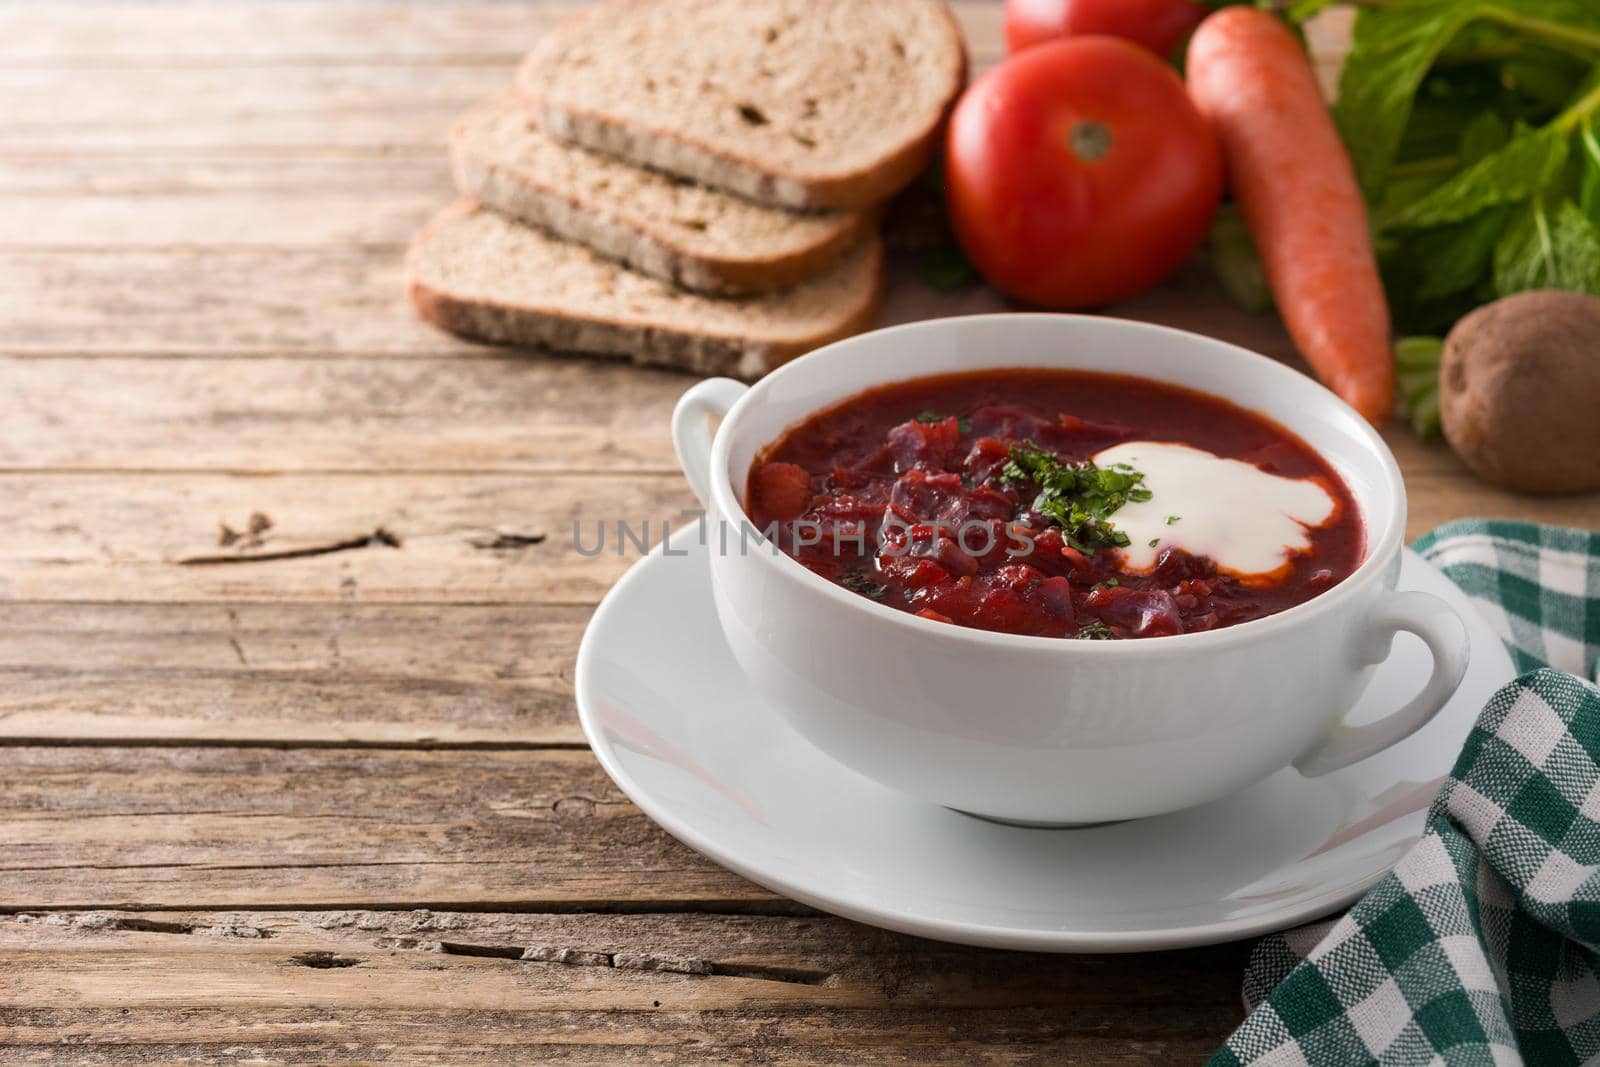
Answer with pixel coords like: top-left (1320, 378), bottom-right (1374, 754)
top-left (671, 314), bottom-right (1469, 824)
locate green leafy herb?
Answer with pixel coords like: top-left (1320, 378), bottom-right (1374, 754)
top-left (1001, 444), bottom-right (1152, 553)
top-left (1148, 538), bottom-right (1160, 548)
top-left (1387, 122), bottom-right (1571, 229)
top-left (1396, 336), bottom-right (1445, 439)
top-left (1321, 0), bottom-right (1600, 418)
top-left (1075, 621), bottom-right (1118, 641)
top-left (839, 569), bottom-right (889, 601)
top-left (1493, 197), bottom-right (1600, 292)
top-left (1166, 515), bottom-right (1181, 525)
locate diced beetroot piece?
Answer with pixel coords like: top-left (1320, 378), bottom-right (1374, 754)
top-left (972, 586), bottom-right (1028, 632)
top-left (916, 608), bottom-right (954, 624)
top-left (1148, 547), bottom-right (1217, 585)
top-left (963, 436), bottom-right (1013, 484)
top-left (752, 462), bottom-right (813, 521)
top-left (882, 556), bottom-right (949, 589)
top-left (1058, 544), bottom-right (1093, 573)
top-left (1081, 583), bottom-right (1127, 612)
top-left (1086, 587), bottom-right (1183, 638)
top-left (812, 493), bottom-right (883, 524)
top-left (923, 537), bottom-right (979, 578)
top-left (885, 417), bottom-right (960, 473)
top-left (992, 562), bottom-right (1044, 590)
top-left (889, 468), bottom-right (967, 524)
top-left (1033, 576), bottom-right (1076, 621)
top-left (965, 485), bottom-right (1016, 522)
top-left (1031, 528), bottom-right (1064, 555)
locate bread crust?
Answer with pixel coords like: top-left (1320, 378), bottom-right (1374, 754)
top-left (406, 200), bottom-right (885, 380)
top-left (516, 0), bottom-right (967, 211)
top-left (450, 98), bottom-right (875, 295)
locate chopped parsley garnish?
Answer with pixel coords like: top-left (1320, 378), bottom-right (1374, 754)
top-left (1075, 620), bottom-right (1118, 640)
top-left (1166, 515), bottom-right (1180, 525)
top-left (1148, 538), bottom-right (1160, 548)
top-left (1001, 443), bottom-right (1152, 553)
top-left (839, 568), bottom-right (889, 600)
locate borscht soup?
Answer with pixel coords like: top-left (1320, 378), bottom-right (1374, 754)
top-left (745, 369), bottom-right (1363, 640)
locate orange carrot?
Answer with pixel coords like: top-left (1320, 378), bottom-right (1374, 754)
top-left (1187, 8), bottom-right (1393, 424)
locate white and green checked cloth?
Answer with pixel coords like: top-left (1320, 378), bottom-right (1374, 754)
top-left (1213, 520), bottom-right (1600, 1066)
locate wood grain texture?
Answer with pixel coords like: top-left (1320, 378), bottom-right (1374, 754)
top-left (0, 65), bottom-right (504, 154)
top-left (0, 603), bottom-right (588, 745)
top-left (0, 910), bottom-right (1244, 1064)
top-left (0, 472), bottom-right (692, 603)
top-left (0, 3), bottom-right (997, 65)
top-left (0, 4), bottom-right (577, 64)
top-left (0, 246), bottom-right (473, 355)
top-left (0, 356), bottom-right (682, 472)
top-left (1, 745), bottom-right (768, 909)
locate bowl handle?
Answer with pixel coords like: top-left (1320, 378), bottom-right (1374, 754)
top-left (1294, 590), bottom-right (1471, 777)
top-left (671, 378), bottom-right (749, 508)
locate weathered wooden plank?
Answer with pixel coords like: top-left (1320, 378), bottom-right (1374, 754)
top-left (0, 1021), bottom-right (1220, 1067)
top-left (0, 3), bottom-right (576, 64)
top-left (0, 190), bottom-right (446, 247)
top-left (0, 746), bottom-right (769, 909)
top-left (0, 909), bottom-right (1245, 1011)
top-left (0, 603), bottom-right (587, 745)
top-left (0, 472), bottom-right (692, 603)
top-left (0, 246), bottom-right (475, 355)
top-left (0, 909), bottom-right (1244, 1063)
top-left (0, 65), bottom-right (505, 154)
top-left (0, 356), bottom-right (681, 473)
top-left (0, 3), bottom-right (1001, 66)
top-left (0, 155), bottom-right (450, 196)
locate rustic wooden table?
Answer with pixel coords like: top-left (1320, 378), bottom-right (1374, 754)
top-left (3, 3), bottom-right (1597, 1063)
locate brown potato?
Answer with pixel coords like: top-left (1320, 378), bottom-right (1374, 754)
top-left (1440, 289), bottom-right (1600, 494)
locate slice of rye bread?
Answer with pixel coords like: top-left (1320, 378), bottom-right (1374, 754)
top-left (516, 0), bottom-right (966, 211)
top-left (451, 94), bottom-right (873, 296)
top-left (407, 199), bottom-right (884, 379)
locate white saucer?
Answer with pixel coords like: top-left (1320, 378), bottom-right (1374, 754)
top-left (575, 529), bottom-right (1515, 952)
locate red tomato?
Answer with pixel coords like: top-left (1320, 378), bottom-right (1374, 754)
top-left (945, 36), bottom-right (1222, 309)
top-left (1004, 0), bottom-right (1207, 57)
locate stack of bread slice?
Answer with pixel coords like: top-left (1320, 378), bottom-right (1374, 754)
top-left (408, 0), bottom-right (966, 379)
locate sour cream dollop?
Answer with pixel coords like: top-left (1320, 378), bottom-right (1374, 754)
top-left (1094, 441), bottom-right (1337, 578)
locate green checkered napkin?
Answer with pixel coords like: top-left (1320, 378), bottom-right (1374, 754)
top-left (1213, 520), bottom-right (1600, 1067)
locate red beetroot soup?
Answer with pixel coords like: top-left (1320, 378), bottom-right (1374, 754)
top-left (745, 368), bottom-right (1364, 640)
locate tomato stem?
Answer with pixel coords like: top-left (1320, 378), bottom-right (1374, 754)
top-left (1069, 121), bottom-right (1113, 163)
